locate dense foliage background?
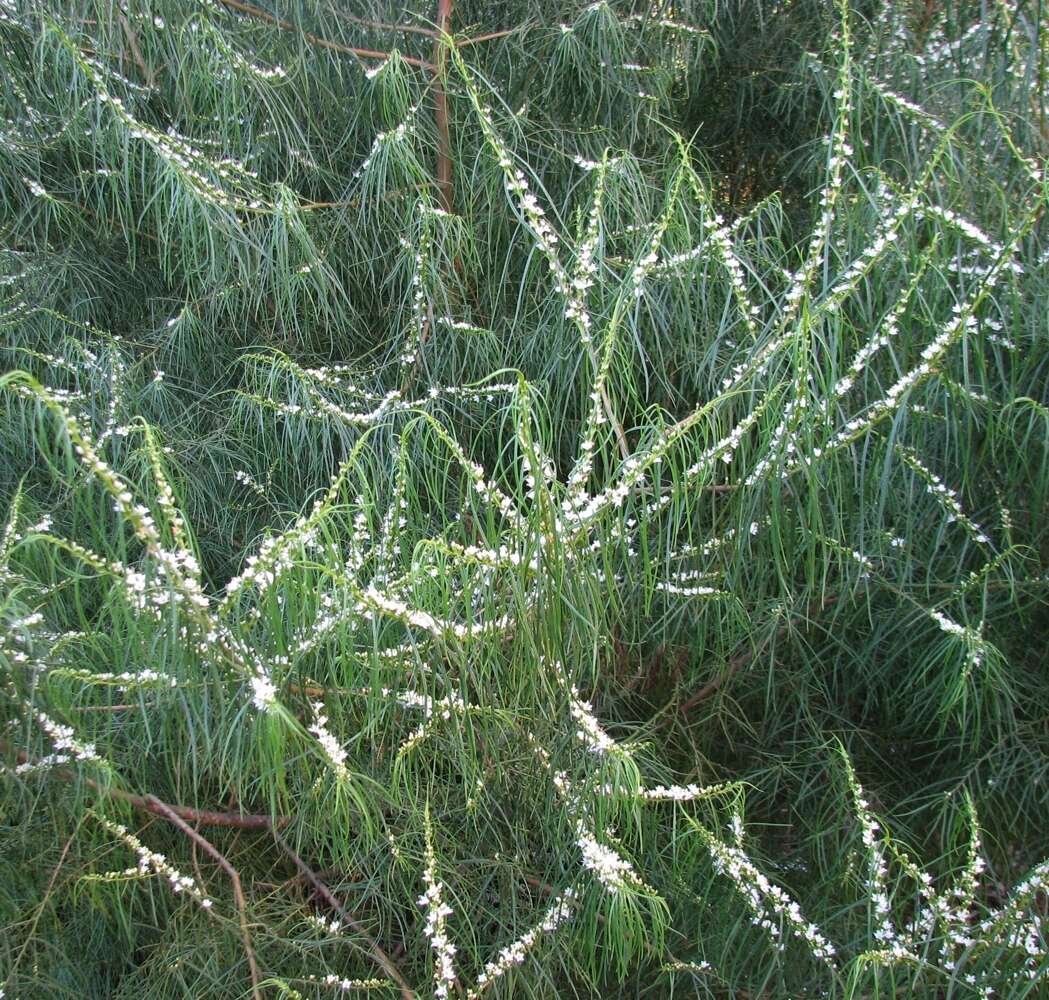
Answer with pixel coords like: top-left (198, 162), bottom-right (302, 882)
top-left (2, 1), bottom-right (1048, 997)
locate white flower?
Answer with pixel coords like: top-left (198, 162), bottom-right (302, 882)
top-left (250, 672), bottom-right (277, 711)
top-left (576, 828), bottom-right (640, 893)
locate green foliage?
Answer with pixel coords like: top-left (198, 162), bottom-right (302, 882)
top-left (1, 1), bottom-right (1048, 998)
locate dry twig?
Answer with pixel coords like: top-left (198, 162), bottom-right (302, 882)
top-left (9, 748), bottom-right (284, 829)
top-left (271, 828), bottom-right (416, 1000)
top-left (118, 13), bottom-right (155, 88)
top-left (144, 795), bottom-right (263, 1000)
top-left (217, 0), bottom-right (436, 72)
top-left (662, 594), bottom-right (838, 726)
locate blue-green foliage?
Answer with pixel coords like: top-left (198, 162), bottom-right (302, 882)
top-left (1, 2), bottom-right (1047, 998)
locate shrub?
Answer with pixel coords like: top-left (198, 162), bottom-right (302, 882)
top-left (2, 1), bottom-right (1047, 997)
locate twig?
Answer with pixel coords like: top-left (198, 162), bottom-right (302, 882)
top-left (9, 748), bottom-right (286, 829)
top-left (118, 13), bottom-right (155, 89)
top-left (8, 827), bottom-right (80, 985)
top-left (329, 9), bottom-right (437, 38)
top-left (456, 28), bottom-right (518, 48)
top-left (144, 795), bottom-right (263, 1000)
top-left (271, 829), bottom-right (416, 1000)
top-left (433, 0), bottom-right (455, 214)
top-left (671, 633), bottom-right (775, 719)
top-left (662, 594), bottom-right (838, 726)
top-left (327, 5), bottom-right (521, 47)
top-left (299, 180), bottom-right (436, 212)
top-left (69, 702), bottom-right (152, 712)
top-left (216, 0), bottom-right (437, 72)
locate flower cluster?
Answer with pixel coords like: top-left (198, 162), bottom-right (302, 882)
top-left (308, 700), bottom-right (351, 783)
top-left (249, 671), bottom-right (278, 712)
top-left (568, 685), bottom-right (616, 754)
top-left (639, 782), bottom-right (735, 803)
top-left (467, 888), bottom-right (578, 997)
top-left (841, 754), bottom-right (913, 960)
top-left (565, 162), bottom-right (607, 344)
top-left (94, 814), bottom-right (213, 909)
top-left (695, 816), bottom-right (837, 964)
top-left (576, 827), bottom-right (645, 894)
top-left (48, 666), bottom-right (178, 690)
top-left (351, 105), bottom-right (419, 180)
top-left (418, 818), bottom-right (457, 999)
top-left (312, 974), bottom-right (390, 992)
top-left (897, 446), bottom-right (991, 545)
top-left (85, 60), bottom-right (270, 213)
top-left (306, 913), bottom-right (343, 935)
top-left (35, 710), bottom-right (99, 764)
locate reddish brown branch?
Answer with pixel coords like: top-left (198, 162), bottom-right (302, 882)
top-left (432, 0), bottom-right (455, 214)
top-left (456, 28), bottom-right (517, 47)
top-left (272, 829), bottom-right (416, 1000)
top-left (217, 0), bottom-right (436, 72)
top-left (330, 9), bottom-right (437, 38)
top-left (126, 790), bottom-right (283, 829)
top-left (10, 749), bottom-right (286, 829)
top-left (145, 795), bottom-right (263, 1000)
top-left (671, 634), bottom-right (775, 719)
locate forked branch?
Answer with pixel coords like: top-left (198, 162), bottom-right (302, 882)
top-left (217, 0), bottom-right (437, 71)
top-left (144, 795), bottom-right (263, 1000)
top-left (10, 748), bottom-right (285, 829)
